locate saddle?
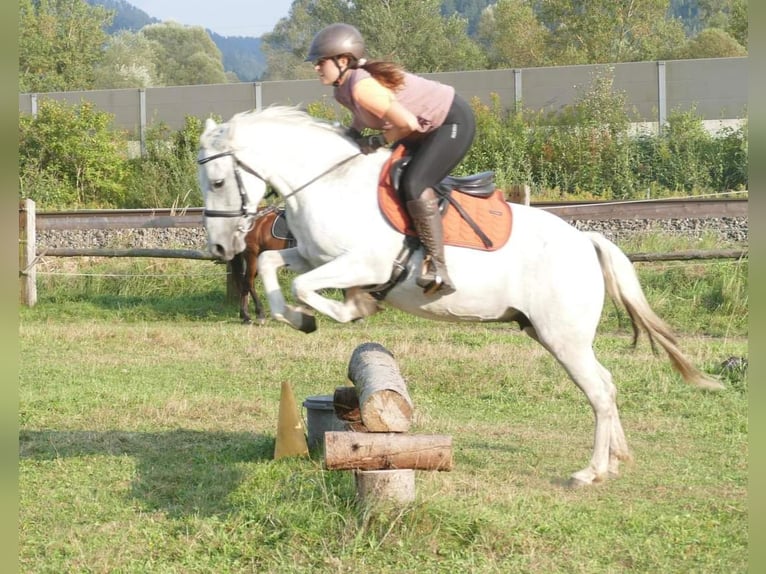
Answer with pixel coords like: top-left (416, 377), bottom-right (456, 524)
top-left (270, 208), bottom-right (296, 246)
top-left (367, 145), bottom-right (513, 299)
top-left (378, 145), bottom-right (512, 251)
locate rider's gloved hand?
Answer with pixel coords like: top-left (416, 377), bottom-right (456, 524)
top-left (344, 127), bottom-right (362, 140)
top-left (356, 134), bottom-right (387, 154)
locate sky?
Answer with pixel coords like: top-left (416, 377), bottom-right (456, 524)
top-left (125, 0), bottom-right (295, 38)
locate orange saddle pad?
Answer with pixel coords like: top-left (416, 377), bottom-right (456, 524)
top-left (377, 146), bottom-right (513, 251)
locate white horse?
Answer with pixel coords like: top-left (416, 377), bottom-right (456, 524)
top-left (198, 106), bottom-right (722, 486)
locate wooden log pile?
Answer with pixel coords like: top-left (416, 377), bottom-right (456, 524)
top-left (324, 342), bottom-right (453, 507)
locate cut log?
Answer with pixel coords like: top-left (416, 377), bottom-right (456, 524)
top-left (355, 469), bottom-right (416, 506)
top-left (347, 342), bottom-right (413, 432)
top-left (324, 431), bottom-right (453, 471)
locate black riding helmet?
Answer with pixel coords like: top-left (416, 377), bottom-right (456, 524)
top-left (306, 23), bottom-right (365, 63)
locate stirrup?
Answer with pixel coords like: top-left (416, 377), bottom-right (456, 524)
top-left (416, 258), bottom-right (455, 295)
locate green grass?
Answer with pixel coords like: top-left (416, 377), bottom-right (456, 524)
top-left (19, 245), bottom-right (747, 573)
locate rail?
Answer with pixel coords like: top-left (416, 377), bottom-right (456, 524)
top-left (34, 198), bottom-right (748, 231)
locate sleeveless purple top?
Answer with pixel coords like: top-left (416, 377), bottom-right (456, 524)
top-left (334, 68), bottom-right (455, 135)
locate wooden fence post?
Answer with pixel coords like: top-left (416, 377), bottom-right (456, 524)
top-left (19, 199), bottom-right (37, 307)
top-left (507, 184), bottom-right (530, 205)
top-left (226, 262), bottom-right (239, 304)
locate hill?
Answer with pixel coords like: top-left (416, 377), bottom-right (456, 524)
top-left (86, 0), bottom-right (266, 81)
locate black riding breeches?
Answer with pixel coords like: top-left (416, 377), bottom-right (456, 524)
top-left (399, 93), bottom-right (476, 203)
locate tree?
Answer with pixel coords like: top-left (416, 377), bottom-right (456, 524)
top-left (354, 0), bottom-right (487, 72)
top-left (140, 22), bottom-right (227, 86)
top-left (262, 0), bottom-right (354, 81)
top-left (672, 27), bottom-right (746, 59)
top-left (93, 30), bottom-right (161, 88)
top-left (440, 0), bottom-right (494, 35)
top-left (476, 0), bottom-right (549, 68)
top-left (537, 0), bottom-right (686, 64)
top-left (726, 0), bottom-right (747, 48)
top-left (19, 0), bottom-right (113, 92)
top-left (262, 0), bottom-right (486, 79)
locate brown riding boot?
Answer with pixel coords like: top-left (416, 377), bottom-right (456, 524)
top-left (406, 189), bottom-right (455, 295)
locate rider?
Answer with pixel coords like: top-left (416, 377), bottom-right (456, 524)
top-left (306, 23), bottom-right (476, 296)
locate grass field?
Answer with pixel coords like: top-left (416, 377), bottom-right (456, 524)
top-left (19, 250), bottom-right (748, 573)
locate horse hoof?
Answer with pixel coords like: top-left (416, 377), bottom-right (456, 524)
top-left (256, 318), bottom-right (266, 326)
top-left (241, 318), bottom-right (252, 325)
top-left (300, 314), bottom-right (317, 333)
top-left (567, 469), bottom-right (605, 487)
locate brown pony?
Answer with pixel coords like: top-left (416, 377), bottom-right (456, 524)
top-left (230, 207), bottom-right (294, 324)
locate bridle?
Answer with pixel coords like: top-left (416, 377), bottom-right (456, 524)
top-left (197, 150), bottom-right (265, 221)
top-left (197, 148), bottom-right (361, 223)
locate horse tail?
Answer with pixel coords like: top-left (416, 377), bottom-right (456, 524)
top-left (585, 231), bottom-right (724, 391)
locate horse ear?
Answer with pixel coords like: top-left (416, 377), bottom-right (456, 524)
top-left (204, 118), bottom-right (217, 133)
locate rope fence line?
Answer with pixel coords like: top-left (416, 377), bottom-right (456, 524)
top-left (32, 249), bottom-right (746, 280)
top-left (36, 271), bottom-right (229, 278)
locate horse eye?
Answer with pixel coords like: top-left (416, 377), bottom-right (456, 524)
top-left (212, 179), bottom-right (225, 189)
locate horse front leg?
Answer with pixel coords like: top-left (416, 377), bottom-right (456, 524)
top-left (290, 256), bottom-right (385, 327)
top-left (258, 248), bottom-right (317, 332)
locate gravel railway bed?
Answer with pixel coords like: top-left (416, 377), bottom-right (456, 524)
top-left (36, 216), bottom-right (748, 251)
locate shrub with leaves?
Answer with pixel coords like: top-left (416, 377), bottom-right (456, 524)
top-left (19, 99), bottom-right (128, 208)
top-left (123, 116), bottom-right (208, 209)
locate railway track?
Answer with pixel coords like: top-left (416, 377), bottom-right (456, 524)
top-left (35, 198), bottom-right (747, 231)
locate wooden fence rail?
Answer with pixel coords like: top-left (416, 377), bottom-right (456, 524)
top-left (19, 199), bottom-right (748, 308)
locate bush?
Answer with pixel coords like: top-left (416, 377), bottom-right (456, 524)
top-left (18, 78), bottom-right (748, 209)
top-left (19, 100), bottom-right (128, 208)
top-left (122, 116), bottom-right (207, 209)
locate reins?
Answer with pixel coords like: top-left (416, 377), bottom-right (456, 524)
top-left (198, 148), bottom-right (362, 218)
top-left (282, 152), bottom-right (361, 200)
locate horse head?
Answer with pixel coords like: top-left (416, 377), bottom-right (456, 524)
top-left (198, 106), bottom-right (369, 262)
top-left (197, 116), bottom-right (269, 261)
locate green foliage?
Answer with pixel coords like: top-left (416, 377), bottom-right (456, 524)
top-left (93, 30), bottom-right (162, 88)
top-left (19, 99), bottom-right (128, 208)
top-left (141, 22), bottom-right (227, 86)
top-left (17, 72), bottom-right (747, 210)
top-left (18, 100), bottom-right (213, 210)
top-left (537, 0), bottom-right (688, 65)
top-left (726, 0), bottom-right (748, 48)
top-left (458, 94), bottom-right (531, 188)
top-left (122, 116), bottom-right (208, 209)
top-left (355, 0), bottom-right (487, 72)
top-left (672, 27), bottom-right (746, 59)
top-left (262, 0), bottom-right (487, 79)
top-left (19, 0), bottom-right (113, 92)
top-left (641, 108), bottom-right (716, 193)
top-left (476, 0), bottom-right (549, 68)
top-left (455, 70), bottom-right (747, 200)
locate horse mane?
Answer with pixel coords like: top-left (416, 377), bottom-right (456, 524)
top-left (221, 105), bottom-right (347, 149)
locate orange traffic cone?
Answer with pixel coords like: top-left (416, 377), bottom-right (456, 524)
top-left (274, 380), bottom-right (309, 459)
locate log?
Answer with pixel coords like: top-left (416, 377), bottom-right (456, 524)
top-left (347, 342), bottom-right (413, 432)
top-left (355, 469), bottom-right (415, 506)
top-left (628, 249), bottom-right (747, 262)
top-left (324, 431), bottom-right (453, 471)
